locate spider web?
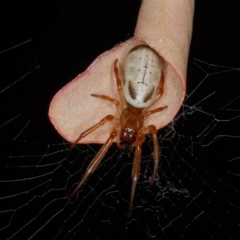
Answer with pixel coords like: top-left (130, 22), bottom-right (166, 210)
top-left (1, 1), bottom-right (240, 239)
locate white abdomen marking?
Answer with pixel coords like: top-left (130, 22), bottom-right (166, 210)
top-left (123, 45), bottom-right (162, 108)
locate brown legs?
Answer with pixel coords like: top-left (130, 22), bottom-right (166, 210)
top-left (144, 106), bottom-right (167, 117)
top-left (145, 72), bottom-right (165, 111)
top-left (68, 115), bottom-right (119, 200)
top-left (68, 130), bottom-right (117, 201)
top-left (70, 115), bottom-right (118, 150)
top-left (114, 59), bottom-right (127, 108)
top-left (144, 126), bottom-right (160, 186)
top-left (129, 125), bottom-right (160, 215)
top-left (91, 94), bottom-right (123, 115)
top-left (69, 59), bottom-right (167, 215)
top-left (89, 59), bottom-right (127, 114)
top-left (129, 132), bottom-right (144, 216)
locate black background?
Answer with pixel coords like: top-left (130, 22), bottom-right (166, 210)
top-left (1, 0), bottom-right (240, 239)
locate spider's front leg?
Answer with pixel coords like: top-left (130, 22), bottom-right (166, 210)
top-left (68, 129), bottom-right (117, 201)
top-left (68, 115), bottom-right (119, 201)
top-left (70, 115), bottom-right (118, 149)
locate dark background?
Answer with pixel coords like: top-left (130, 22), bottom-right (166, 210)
top-left (1, 0), bottom-right (240, 239)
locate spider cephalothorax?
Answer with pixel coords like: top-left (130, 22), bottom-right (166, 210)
top-left (68, 45), bottom-right (167, 215)
top-left (119, 107), bottom-right (144, 144)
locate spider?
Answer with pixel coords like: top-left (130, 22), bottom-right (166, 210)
top-left (68, 45), bottom-right (167, 215)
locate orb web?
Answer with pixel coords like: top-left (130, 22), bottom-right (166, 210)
top-left (1, 40), bottom-right (239, 239)
top-left (1, 1), bottom-right (240, 239)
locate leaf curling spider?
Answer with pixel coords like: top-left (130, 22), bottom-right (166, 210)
top-left (68, 45), bottom-right (167, 215)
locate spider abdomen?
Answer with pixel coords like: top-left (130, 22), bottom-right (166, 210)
top-left (123, 45), bottom-right (162, 109)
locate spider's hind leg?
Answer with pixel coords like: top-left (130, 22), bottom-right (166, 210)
top-left (129, 142), bottom-right (136, 152)
top-left (129, 132), bottom-right (145, 216)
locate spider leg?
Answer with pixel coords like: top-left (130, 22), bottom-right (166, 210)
top-left (91, 94), bottom-right (122, 115)
top-left (116, 141), bottom-right (125, 149)
top-left (129, 142), bottom-right (135, 152)
top-left (142, 125), bottom-right (160, 186)
top-left (158, 72), bottom-right (164, 96)
top-left (145, 72), bottom-right (165, 110)
top-left (129, 132), bottom-right (145, 216)
top-left (144, 105), bottom-right (167, 117)
top-left (70, 115), bottom-right (118, 150)
top-left (68, 130), bottom-right (117, 201)
top-left (114, 59), bottom-right (127, 109)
